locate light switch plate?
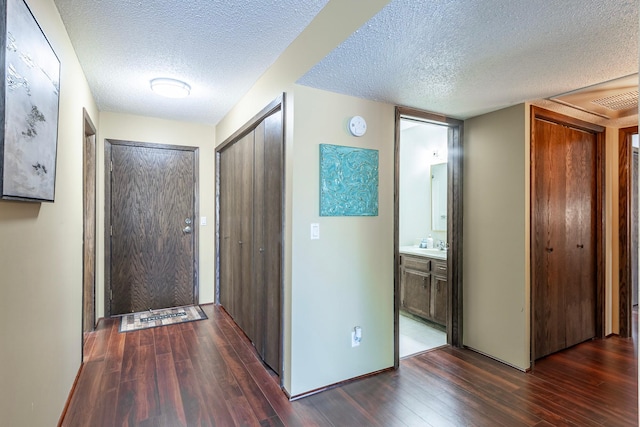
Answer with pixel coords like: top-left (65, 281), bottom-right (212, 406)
top-left (311, 223), bottom-right (320, 240)
top-left (200, 216), bottom-right (207, 226)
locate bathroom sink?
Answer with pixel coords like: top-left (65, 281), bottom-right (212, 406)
top-left (399, 246), bottom-right (447, 259)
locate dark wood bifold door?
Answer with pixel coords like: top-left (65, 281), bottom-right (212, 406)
top-left (218, 100), bottom-right (283, 375)
top-left (107, 141), bottom-right (198, 315)
top-left (532, 108), bottom-right (604, 360)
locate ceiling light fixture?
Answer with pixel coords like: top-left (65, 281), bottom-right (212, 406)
top-left (150, 78), bottom-right (191, 98)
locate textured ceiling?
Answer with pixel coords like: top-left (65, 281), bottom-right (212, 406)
top-left (53, 0), bottom-right (329, 125)
top-left (54, 0), bottom-right (638, 127)
top-left (298, 0), bottom-right (639, 121)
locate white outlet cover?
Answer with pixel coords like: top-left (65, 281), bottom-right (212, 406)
top-left (351, 331), bottom-right (360, 347)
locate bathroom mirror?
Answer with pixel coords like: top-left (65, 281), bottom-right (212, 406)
top-left (431, 162), bottom-right (447, 231)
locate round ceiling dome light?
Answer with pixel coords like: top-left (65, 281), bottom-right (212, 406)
top-left (150, 78), bottom-right (191, 98)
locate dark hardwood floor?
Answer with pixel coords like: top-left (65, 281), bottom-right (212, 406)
top-left (62, 304), bottom-right (638, 426)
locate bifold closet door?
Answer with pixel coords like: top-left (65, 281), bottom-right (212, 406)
top-left (255, 111), bottom-right (283, 372)
top-left (564, 126), bottom-right (597, 348)
top-left (236, 132), bottom-right (256, 343)
top-left (533, 117), bottom-right (597, 359)
top-left (220, 132), bottom-right (256, 343)
top-left (218, 108), bottom-right (282, 374)
top-left (219, 140), bottom-right (235, 314)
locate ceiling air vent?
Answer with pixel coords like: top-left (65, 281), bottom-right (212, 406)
top-left (550, 74), bottom-right (638, 120)
top-left (591, 90), bottom-right (638, 111)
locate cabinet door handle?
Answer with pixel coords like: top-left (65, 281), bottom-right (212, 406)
top-left (577, 244), bottom-right (584, 249)
top-left (545, 247), bottom-right (553, 253)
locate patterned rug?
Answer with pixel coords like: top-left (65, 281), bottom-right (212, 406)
top-left (119, 305), bottom-right (207, 333)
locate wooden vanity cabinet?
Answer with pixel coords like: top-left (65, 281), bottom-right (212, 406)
top-left (400, 254), bottom-right (447, 327)
top-left (431, 261), bottom-right (448, 325)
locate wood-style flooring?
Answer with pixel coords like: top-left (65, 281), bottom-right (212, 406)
top-left (62, 304), bottom-right (638, 426)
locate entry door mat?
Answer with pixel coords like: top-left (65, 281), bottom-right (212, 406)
top-left (119, 305), bottom-right (207, 333)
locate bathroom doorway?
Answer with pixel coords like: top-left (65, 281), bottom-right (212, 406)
top-left (394, 107), bottom-right (463, 365)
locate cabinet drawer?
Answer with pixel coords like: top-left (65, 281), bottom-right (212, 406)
top-left (402, 255), bottom-right (431, 273)
top-left (432, 260), bottom-right (447, 276)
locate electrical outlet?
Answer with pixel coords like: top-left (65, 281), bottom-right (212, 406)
top-left (351, 326), bottom-right (362, 347)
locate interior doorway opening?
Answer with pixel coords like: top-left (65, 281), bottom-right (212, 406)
top-left (393, 106), bottom-right (463, 367)
top-left (397, 118), bottom-right (449, 357)
top-left (82, 109), bottom-right (97, 361)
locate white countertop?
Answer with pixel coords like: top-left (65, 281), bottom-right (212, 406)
top-left (399, 246), bottom-right (447, 260)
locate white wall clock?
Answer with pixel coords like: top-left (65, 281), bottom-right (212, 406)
top-left (348, 115), bottom-right (367, 137)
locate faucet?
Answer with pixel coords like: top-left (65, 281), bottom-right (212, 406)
top-left (437, 240), bottom-right (448, 251)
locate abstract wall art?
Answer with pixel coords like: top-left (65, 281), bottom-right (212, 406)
top-left (1, 0), bottom-right (61, 202)
top-left (319, 143), bottom-right (379, 216)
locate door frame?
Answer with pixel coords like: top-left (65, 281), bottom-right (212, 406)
top-left (618, 125), bottom-right (638, 337)
top-left (530, 106), bottom-right (606, 363)
top-left (82, 109), bottom-right (96, 349)
top-left (215, 94), bottom-right (285, 380)
top-left (393, 106), bottom-right (464, 368)
top-left (104, 139), bottom-right (200, 317)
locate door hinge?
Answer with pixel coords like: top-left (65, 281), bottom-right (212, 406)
top-left (110, 225), bottom-right (113, 236)
top-left (110, 289), bottom-right (113, 301)
top-left (110, 160), bottom-right (113, 172)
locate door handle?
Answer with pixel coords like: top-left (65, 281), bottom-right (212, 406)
top-left (183, 226), bottom-right (192, 234)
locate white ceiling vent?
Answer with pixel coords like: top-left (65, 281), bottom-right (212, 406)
top-left (550, 74), bottom-right (638, 120)
top-left (590, 90), bottom-right (638, 111)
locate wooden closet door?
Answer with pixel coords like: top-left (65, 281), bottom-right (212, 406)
top-left (235, 132), bottom-right (256, 341)
top-left (217, 101), bottom-right (283, 376)
top-left (533, 116), bottom-right (598, 359)
top-left (219, 142), bottom-right (236, 315)
top-left (219, 131), bottom-right (255, 342)
top-left (534, 118), bottom-right (567, 358)
top-left (261, 111), bottom-right (283, 373)
top-left (564, 127), bottom-right (597, 348)
top-left (253, 121), bottom-right (267, 363)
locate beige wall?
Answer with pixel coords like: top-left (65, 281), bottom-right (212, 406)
top-left (463, 103), bottom-right (622, 371)
top-left (463, 104), bottom-right (530, 370)
top-left (0, 0), bottom-right (99, 424)
top-left (96, 112), bottom-right (216, 317)
top-left (214, 1), bottom-right (390, 144)
top-left (213, 0), bottom-right (392, 395)
top-left (214, 84), bottom-right (396, 396)
top-left (288, 85), bottom-right (395, 396)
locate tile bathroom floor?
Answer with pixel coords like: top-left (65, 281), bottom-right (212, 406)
top-left (399, 311), bottom-right (447, 358)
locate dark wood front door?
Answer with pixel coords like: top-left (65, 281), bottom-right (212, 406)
top-left (108, 140), bottom-right (198, 315)
top-left (532, 108), bottom-right (603, 359)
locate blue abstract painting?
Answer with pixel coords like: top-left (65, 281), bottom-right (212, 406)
top-left (319, 144), bottom-right (378, 216)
